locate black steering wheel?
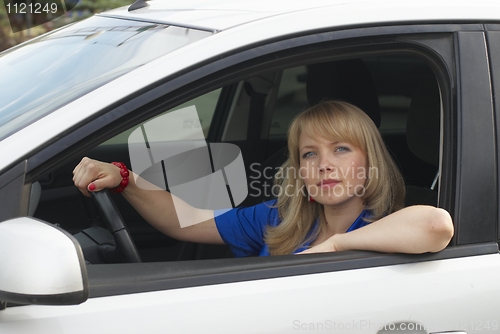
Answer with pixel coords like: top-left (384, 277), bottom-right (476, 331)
top-left (91, 189), bottom-right (142, 263)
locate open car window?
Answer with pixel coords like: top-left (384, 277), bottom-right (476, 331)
top-left (32, 51), bottom-right (443, 263)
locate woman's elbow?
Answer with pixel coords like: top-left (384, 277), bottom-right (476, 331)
top-left (426, 207), bottom-right (454, 252)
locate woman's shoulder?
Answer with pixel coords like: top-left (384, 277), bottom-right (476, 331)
top-left (251, 198), bottom-right (279, 219)
top-left (233, 198), bottom-right (280, 227)
top-left (216, 198), bottom-right (279, 223)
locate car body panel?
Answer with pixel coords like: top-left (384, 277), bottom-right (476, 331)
top-left (1, 253), bottom-right (500, 333)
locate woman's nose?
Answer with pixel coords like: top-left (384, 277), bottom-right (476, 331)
top-left (318, 156), bottom-right (335, 172)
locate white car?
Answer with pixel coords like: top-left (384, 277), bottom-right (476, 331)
top-left (1, 0), bottom-right (500, 333)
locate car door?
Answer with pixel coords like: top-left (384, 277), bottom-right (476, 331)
top-left (2, 23), bottom-right (500, 334)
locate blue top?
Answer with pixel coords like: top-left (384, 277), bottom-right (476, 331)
top-left (214, 200), bottom-right (371, 257)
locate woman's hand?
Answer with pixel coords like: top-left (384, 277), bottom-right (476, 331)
top-left (73, 157), bottom-right (123, 197)
top-left (297, 235), bottom-right (340, 254)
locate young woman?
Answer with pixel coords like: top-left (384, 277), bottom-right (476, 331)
top-left (73, 100), bottom-right (454, 256)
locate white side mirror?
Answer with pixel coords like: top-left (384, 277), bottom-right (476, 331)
top-left (0, 217), bottom-right (88, 308)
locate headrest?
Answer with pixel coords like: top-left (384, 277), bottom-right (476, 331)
top-left (306, 59), bottom-right (381, 127)
top-left (406, 75), bottom-right (440, 166)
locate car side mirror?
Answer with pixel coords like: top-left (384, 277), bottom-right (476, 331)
top-left (0, 217), bottom-right (88, 309)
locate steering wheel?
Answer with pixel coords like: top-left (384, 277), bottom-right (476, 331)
top-left (91, 189), bottom-right (142, 263)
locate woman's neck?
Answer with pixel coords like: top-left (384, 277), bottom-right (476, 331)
top-left (322, 200), bottom-right (365, 235)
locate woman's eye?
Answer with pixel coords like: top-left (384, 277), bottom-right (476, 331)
top-left (335, 146), bottom-right (350, 153)
top-left (302, 151), bottom-right (315, 159)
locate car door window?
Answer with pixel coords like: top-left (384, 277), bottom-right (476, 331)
top-left (101, 88), bottom-right (222, 147)
top-left (33, 53), bottom-right (443, 261)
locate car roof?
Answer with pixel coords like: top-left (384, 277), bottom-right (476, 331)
top-left (103, 0), bottom-right (500, 31)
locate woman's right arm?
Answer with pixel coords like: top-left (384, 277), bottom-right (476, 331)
top-left (72, 157), bottom-right (224, 244)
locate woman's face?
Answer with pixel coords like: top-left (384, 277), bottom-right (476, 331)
top-left (298, 132), bottom-right (368, 209)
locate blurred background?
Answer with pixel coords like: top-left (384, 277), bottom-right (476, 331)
top-left (0, 0), bottom-right (133, 52)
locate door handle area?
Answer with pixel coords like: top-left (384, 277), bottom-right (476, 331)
top-left (430, 332), bottom-right (467, 334)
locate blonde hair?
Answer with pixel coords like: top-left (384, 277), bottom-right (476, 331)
top-left (264, 100), bottom-right (405, 255)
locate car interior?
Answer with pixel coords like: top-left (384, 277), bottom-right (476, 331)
top-left (30, 53), bottom-right (442, 263)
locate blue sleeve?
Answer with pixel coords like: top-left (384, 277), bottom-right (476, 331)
top-left (214, 200), bottom-right (278, 257)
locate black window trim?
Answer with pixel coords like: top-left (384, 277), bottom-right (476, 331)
top-left (453, 31), bottom-right (497, 244)
top-left (485, 29), bottom-right (500, 243)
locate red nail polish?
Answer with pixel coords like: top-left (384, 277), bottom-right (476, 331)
top-left (88, 183), bottom-right (96, 191)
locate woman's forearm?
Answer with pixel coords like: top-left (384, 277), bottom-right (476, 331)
top-left (302, 206), bottom-right (454, 254)
top-left (73, 157), bottom-right (222, 244)
top-left (336, 206), bottom-right (453, 253)
top-left (122, 175), bottom-right (220, 243)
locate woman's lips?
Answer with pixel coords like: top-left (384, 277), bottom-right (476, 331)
top-left (318, 179), bottom-right (341, 187)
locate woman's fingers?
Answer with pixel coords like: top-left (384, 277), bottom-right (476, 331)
top-left (87, 178), bottom-right (108, 193)
top-left (72, 157), bottom-right (120, 197)
top-left (73, 158), bottom-right (96, 197)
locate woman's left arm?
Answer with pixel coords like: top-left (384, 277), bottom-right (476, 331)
top-left (301, 206), bottom-right (454, 254)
